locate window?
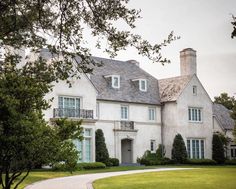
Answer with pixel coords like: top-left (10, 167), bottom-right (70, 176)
top-left (139, 79), bottom-right (147, 92)
top-left (230, 145), bottom-right (236, 159)
top-left (112, 75), bottom-right (120, 88)
top-left (148, 108), bottom-right (156, 121)
top-left (188, 107), bottom-right (202, 122)
top-left (187, 139), bottom-right (205, 159)
top-left (150, 140), bottom-right (156, 152)
top-left (193, 86), bottom-right (197, 95)
top-left (58, 96), bottom-right (80, 117)
top-left (74, 128), bottom-right (92, 162)
top-left (121, 106), bottom-right (129, 120)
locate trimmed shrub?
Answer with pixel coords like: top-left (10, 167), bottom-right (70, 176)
top-left (185, 159), bottom-right (217, 165)
top-left (77, 162), bottom-right (106, 170)
top-left (212, 133), bottom-right (225, 164)
top-left (171, 134), bottom-right (188, 164)
top-left (225, 159), bottom-right (236, 165)
top-left (156, 144), bottom-right (165, 159)
top-left (95, 129), bottom-right (110, 166)
top-left (109, 158), bottom-right (119, 166)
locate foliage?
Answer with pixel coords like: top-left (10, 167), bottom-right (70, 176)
top-left (185, 159), bottom-right (217, 165)
top-left (77, 162), bottom-right (106, 170)
top-left (171, 134), bottom-right (188, 164)
top-left (212, 133), bottom-right (225, 164)
top-left (95, 129), bottom-right (110, 166)
top-left (0, 58), bottom-right (83, 189)
top-left (231, 15), bottom-right (236, 39)
top-left (214, 92), bottom-right (236, 142)
top-left (0, 0), bottom-right (177, 76)
top-left (109, 158), bottom-right (119, 167)
top-left (214, 93), bottom-right (236, 111)
top-left (137, 150), bottom-right (173, 166)
top-left (225, 159), bottom-right (236, 165)
top-left (156, 144), bottom-right (166, 159)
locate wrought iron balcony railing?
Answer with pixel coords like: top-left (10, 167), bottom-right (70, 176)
top-left (53, 108), bottom-right (93, 119)
top-left (120, 121), bottom-right (134, 130)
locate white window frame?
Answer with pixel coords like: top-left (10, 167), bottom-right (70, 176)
top-left (75, 128), bottom-right (93, 163)
top-left (58, 96), bottom-right (81, 109)
top-left (187, 138), bottom-right (205, 159)
top-left (121, 105), bottom-right (129, 120)
top-left (193, 85), bottom-right (197, 95)
top-left (148, 107), bottom-right (156, 121)
top-left (150, 140), bottom-right (156, 153)
top-left (112, 75), bottom-right (120, 89)
top-left (188, 107), bottom-right (202, 123)
top-left (139, 79), bottom-right (147, 92)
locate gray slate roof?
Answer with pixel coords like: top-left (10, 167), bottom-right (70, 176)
top-left (213, 103), bottom-right (235, 130)
top-left (90, 57), bottom-right (161, 105)
top-left (158, 75), bottom-right (193, 102)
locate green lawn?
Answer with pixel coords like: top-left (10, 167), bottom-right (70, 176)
top-left (93, 167), bottom-right (236, 189)
top-left (3, 166), bottom-right (160, 189)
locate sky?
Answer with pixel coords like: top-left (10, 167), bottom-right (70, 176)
top-left (88, 0), bottom-right (236, 99)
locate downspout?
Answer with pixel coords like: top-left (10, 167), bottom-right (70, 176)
top-left (160, 102), bottom-right (164, 157)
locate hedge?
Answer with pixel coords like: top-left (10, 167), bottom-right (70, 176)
top-left (185, 159), bottom-right (217, 165)
top-left (225, 159), bottom-right (236, 165)
top-left (77, 162), bottom-right (106, 170)
top-left (109, 158), bottom-right (119, 166)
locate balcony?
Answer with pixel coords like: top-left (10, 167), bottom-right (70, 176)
top-left (120, 121), bottom-right (134, 130)
top-left (53, 108), bottom-right (93, 119)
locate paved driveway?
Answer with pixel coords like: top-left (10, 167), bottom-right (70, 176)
top-left (25, 168), bottom-right (192, 189)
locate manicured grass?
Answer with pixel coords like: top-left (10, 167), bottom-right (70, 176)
top-left (3, 166), bottom-right (160, 189)
top-left (93, 167), bottom-right (236, 189)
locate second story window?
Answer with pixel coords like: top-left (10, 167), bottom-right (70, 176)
top-left (112, 75), bottom-right (120, 89)
top-left (188, 107), bottom-right (202, 122)
top-left (58, 96), bottom-right (80, 117)
top-left (139, 79), bottom-right (147, 92)
top-left (148, 108), bottom-right (156, 121)
top-left (121, 105), bottom-right (129, 120)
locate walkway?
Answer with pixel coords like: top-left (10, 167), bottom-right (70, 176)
top-left (25, 168), bottom-right (192, 189)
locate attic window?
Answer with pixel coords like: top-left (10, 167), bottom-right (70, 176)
top-left (193, 86), bottom-right (197, 95)
top-left (111, 75), bottom-right (120, 88)
top-left (140, 79), bottom-right (147, 92)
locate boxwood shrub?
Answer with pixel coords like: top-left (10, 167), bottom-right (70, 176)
top-left (185, 159), bottom-right (217, 165)
top-left (109, 158), bottom-right (120, 166)
top-left (225, 159), bottom-right (236, 165)
top-left (77, 162), bottom-right (106, 170)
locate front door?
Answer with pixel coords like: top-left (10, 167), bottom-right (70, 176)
top-left (121, 139), bottom-right (132, 163)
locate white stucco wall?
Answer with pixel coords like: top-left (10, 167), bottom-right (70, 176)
top-left (163, 75), bottom-right (213, 159)
top-left (43, 74), bottom-right (97, 121)
top-left (96, 100), bottom-right (162, 163)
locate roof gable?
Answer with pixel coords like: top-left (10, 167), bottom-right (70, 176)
top-left (158, 75), bottom-right (193, 102)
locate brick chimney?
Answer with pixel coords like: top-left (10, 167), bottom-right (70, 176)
top-left (180, 48), bottom-right (197, 76)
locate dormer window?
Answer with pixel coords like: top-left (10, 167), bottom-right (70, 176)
top-left (132, 78), bottom-right (147, 92)
top-left (104, 75), bottom-right (120, 89)
top-left (112, 75), bottom-right (120, 88)
top-left (140, 79), bottom-right (147, 92)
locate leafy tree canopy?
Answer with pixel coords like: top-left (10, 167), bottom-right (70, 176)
top-left (0, 0), bottom-right (177, 78)
top-left (0, 56), bottom-right (82, 189)
top-left (231, 15), bottom-right (236, 39)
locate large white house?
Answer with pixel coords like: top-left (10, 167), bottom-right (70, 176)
top-left (35, 48), bottom-right (235, 163)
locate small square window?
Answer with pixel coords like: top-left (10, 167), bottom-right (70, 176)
top-left (139, 79), bottom-right (147, 91)
top-left (193, 86), bottom-right (197, 95)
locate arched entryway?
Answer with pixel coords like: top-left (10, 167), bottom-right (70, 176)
top-left (121, 139), bottom-right (133, 163)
